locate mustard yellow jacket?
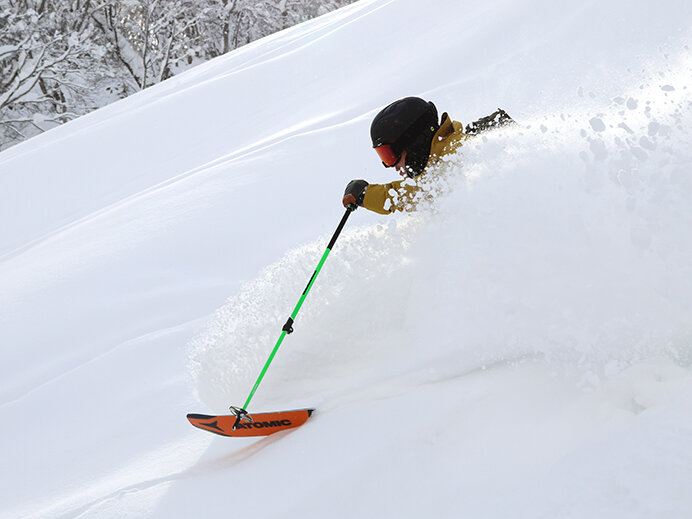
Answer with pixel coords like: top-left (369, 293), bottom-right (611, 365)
top-left (362, 113), bottom-right (467, 215)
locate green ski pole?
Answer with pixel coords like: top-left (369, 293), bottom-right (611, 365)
top-left (231, 207), bottom-right (354, 427)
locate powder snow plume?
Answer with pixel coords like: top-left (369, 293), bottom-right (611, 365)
top-left (190, 56), bottom-right (692, 413)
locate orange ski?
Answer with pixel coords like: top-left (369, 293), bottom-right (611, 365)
top-left (187, 409), bottom-right (313, 437)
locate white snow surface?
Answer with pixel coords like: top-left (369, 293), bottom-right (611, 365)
top-left (2, 0), bottom-right (692, 517)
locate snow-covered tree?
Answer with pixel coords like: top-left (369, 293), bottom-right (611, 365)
top-left (92, 0), bottom-right (211, 90)
top-left (0, 1), bottom-right (113, 147)
top-left (1, 0), bottom-right (354, 150)
top-left (206, 0), bottom-right (352, 55)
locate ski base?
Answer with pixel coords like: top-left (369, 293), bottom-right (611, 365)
top-left (187, 408), bottom-right (313, 437)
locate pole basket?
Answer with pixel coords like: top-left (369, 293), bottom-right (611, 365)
top-left (230, 406), bottom-right (253, 430)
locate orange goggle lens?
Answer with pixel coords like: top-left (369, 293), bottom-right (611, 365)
top-left (375, 144), bottom-right (400, 167)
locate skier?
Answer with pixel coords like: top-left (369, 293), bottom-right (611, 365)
top-left (342, 96), bottom-right (513, 214)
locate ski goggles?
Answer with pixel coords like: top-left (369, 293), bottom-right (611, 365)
top-left (374, 144), bottom-right (401, 167)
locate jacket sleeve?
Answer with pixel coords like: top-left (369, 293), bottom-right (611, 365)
top-left (361, 178), bottom-right (421, 215)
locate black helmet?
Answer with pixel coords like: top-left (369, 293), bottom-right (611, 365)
top-left (370, 97), bottom-right (439, 177)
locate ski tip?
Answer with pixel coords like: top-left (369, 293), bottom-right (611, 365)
top-left (186, 413), bottom-right (213, 420)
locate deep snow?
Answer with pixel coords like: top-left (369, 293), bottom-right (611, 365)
top-left (1, 0), bottom-right (692, 517)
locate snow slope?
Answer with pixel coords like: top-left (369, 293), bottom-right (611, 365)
top-left (1, 0), bottom-right (692, 517)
